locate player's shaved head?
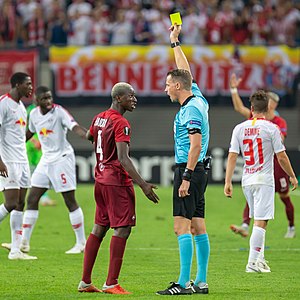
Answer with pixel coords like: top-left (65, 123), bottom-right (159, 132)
top-left (111, 82), bottom-right (134, 99)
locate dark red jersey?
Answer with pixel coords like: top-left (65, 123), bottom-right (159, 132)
top-left (89, 108), bottom-right (132, 186)
top-left (270, 115), bottom-right (287, 138)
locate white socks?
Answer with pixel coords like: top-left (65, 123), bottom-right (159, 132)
top-left (22, 210), bottom-right (39, 245)
top-left (69, 207), bottom-right (86, 245)
top-left (0, 204), bottom-right (9, 224)
top-left (248, 225), bottom-right (266, 263)
top-left (10, 210), bottom-right (23, 253)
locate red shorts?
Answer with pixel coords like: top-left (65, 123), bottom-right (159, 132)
top-left (274, 158), bottom-right (289, 193)
top-left (94, 182), bottom-right (136, 228)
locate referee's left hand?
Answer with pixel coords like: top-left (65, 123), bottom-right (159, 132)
top-left (179, 180), bottom-right (190, 198)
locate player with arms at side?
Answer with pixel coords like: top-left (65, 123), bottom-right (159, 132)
top-left (157, 24), bottom-right (210, 295)
top-left (224, 90), bottom-right (298, 272)
top-left (78, 82), bottom-right (159, 294)
top-left (26, 99), bottom-right (56, 206)
top-left (229, 73), bottom-right (296, 238)
top-left (2, 86), bottom-right (87, 256)
top-left (0, 72), bottom-right (37, 260)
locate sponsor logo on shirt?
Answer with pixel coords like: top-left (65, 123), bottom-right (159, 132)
top-left (15, 118), bottom-right (26, 126)
top-left (39, 128), bottom-right (54, 136)
top-left (189, 120), bottom-right (201, 126)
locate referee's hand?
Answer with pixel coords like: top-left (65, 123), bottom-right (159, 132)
top-left (178, 180), bottom-right (190, 198)
top-left (141, 182), bottom-right (159, 204)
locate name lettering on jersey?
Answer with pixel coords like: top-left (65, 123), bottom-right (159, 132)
top-left (244, 127), bottom-right (260, 136)
top-left (15, 118), bottom-right (26, 126)
top-left (245, 165), bottom-right (263, 174)
top-left (39, 128), bottom-right (54, 136)
top-left (94, 117), bottom-right (107, 128)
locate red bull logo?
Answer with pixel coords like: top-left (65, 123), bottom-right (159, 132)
top-left (39, 128), bottom-right (54, 136)
top-left (15, 118), bottom-right (26, 126)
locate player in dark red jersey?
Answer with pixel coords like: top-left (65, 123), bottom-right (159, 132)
top-left (229, 73), bottom-right (296, 238)
top-left (78, 82), bottom-right (159, 294)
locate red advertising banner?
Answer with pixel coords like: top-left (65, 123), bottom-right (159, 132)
top-left (0, 50), bottom-right (38, 104)
top-left (50, 45), bottom-right (299, 98)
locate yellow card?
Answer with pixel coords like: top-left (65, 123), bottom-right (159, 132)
top-left (170, 12), bottom-right (182, 25)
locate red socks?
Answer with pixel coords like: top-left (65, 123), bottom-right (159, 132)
top-left (106, 236), bottom-right (127, 286)
top-left (82, 233), bottom-right (102, 284)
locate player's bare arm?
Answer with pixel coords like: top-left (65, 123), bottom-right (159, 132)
top-left (0, 157), bottom-right (8, 177)
top-left (72, 125), bottom-right (88, 139)
top-left (224, 152), bottom-right (238, 197)
top-left (170, 24), bottom-right (192, 76)
top-left (178, 133), bottom-right (201, 198)
top-left (276, 151), bottom-right (298, 190)
top-left (230, 73), bottom-right (251, 119)
top-left (26, 129), bottom-right (34, 141)
top-left (116, 141), bottom-right (159, 204)
top-left (86, 130), bottom-right (94, 143)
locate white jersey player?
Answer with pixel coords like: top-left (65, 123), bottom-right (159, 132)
top-left (0, 72), bottom-right (37, 260)
top-left (224, 90), bottom-right (298, 273)
top-left (21, 86), bottom-right (88, 256)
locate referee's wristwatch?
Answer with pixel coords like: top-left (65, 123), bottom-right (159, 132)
top-left (182, 168), bottom-right (193, 181)
top-left (171, 41), bottom-right (180, 48)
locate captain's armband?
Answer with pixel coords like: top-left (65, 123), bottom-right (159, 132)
top-left (188, 128), bottom-right (201, 135)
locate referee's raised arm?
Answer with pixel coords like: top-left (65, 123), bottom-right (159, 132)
top-left (169, 24), bottom-right (192, 76)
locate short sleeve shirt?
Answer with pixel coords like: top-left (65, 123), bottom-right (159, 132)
top-left (29, 104), bottom-right (77, 164)
top-left (174, 82), bottom-right (209, 163)
top-left (0, 94), bottom-right (28, 163)
top-left (229, 118), bottom-right (285, 187)
top-left (89, 108), bottom-right (132, 186)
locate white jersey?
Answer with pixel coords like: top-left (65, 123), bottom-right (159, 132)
top-left (29, 104), bottom-right (78, 164)
top-left (0, 93), bottom-right (28, 163)
top-left (229, 118), bottom-right (285, 187)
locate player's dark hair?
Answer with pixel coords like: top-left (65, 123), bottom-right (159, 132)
top-left (35, 86), bottom-right (50, 98)
top-left (10, 72), bottom-right (30, 88)
top-left (250, 90), bottom-right (268, 113)
top-left (167, 69), bottom-right (192, 91)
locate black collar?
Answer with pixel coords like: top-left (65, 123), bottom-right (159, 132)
top-left (182, 95), bottom-right (194, 107)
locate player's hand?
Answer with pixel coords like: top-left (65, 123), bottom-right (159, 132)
top-left (289, 176), bottom-right (298, 191)
top-left (169, 23), bottom-right (181, 40)
top-left (0, 161), bottom-right (8, 178)
top-left (178, 180), bottom-right (190, 198)
top-left (141, 182), bottom-right (159, 204)
top-left (230, 73), bottom-right (242, 89)
top-left (224, 183), bottom-right (233, 198)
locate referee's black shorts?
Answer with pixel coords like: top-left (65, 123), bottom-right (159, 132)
top-left (173, 162), bottom-right (208, 220)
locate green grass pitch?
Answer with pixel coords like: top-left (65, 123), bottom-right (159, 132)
top-left (0, 184), bottom-right (299, 299)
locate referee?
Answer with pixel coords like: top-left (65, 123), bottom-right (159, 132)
top-left (157, 24), bottom-right (210, 296)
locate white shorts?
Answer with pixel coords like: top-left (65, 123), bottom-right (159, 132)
top-left (31, 153), bottom-right (76, 193)
top-left (0, 162), bottom-right (31, 191)
top-left (242, 184), bottom-right (275, 220)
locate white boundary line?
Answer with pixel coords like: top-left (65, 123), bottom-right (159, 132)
top-left (126, 247), bottom-right (300, 251)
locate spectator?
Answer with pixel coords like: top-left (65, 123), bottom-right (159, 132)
top-left (110, 9), bottom-right (133, 45)
top-left (48, 10), bottom-right (69, 46)
top-left (89, 5), bottom-right (111, 45)
top-left (0, 0), bottom-right (19, 48)
top-left (132, 10), bottom-right (153, 44)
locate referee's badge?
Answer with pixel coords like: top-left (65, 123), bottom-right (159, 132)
top-left (124, 127), bottom-right (131, 135)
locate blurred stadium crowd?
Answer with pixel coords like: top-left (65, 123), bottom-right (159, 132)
top-left (0, 0), bottom-right (299, 49)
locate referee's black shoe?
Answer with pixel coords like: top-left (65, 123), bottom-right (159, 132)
top-left (156, 282), bottom-right (193, 295)
top-left (190, 281), bottom-right (209, 294)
